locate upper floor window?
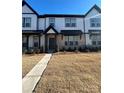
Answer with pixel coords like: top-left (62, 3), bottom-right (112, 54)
top-left (90, 18), bottom-right (101, 27)
top-left (65, 18), bottom-right (76, 27)
top-left (49, 18), bottom-right (55, 27)
top-left (22, 17), bottom-right (31, 27)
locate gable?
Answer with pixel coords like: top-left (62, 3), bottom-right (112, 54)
top-left (44, 26), bottom-right (58, 34)
top-left (86, 8), bottom-right (100, 18)
top-left (22, 1), bottom-right (38, 15)
top-left (22, 5), bottom-right (34, 13)
top-left (47, 29), bottom-right (55, 34)
top-left (85, 5), bottom-right (101, 18)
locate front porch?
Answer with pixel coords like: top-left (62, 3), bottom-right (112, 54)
top-left (44, 26), bottom-right (59, 53)
top-left (22, 30), bottom-right (44, 53)
top-left (45, 34), bottom-right (58, 53)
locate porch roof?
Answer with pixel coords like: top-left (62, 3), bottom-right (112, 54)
top-left (89, 30), bottom-right (101, 34)
top-left (44, 25), bottom-right (59, 34)
top-left (22, 30), bottom-right (43, 35)
top-left (60, 30), bottom-right (83, 35)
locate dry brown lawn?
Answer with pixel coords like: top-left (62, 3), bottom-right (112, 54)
top-left (22, 54), bottom-right (44, 78)
top-left (35, 52), bottom-right (101, 93)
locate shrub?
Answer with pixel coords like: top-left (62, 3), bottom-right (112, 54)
top-left (26, 47), bottom-right (34, 54)
top-left (67, 47), bottom-right (73, 52)
top-left (22, 48), bottom-right (27, 54)
top-left (60, 46), bottom-right (65, 52)
top-left (33, 47), bottom-right (41, 54)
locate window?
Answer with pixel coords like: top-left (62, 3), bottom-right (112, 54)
top-left (90, 34), bottom-right (101, 41)
top-left (75, 41), bottom-right (78, 45)
top-left (90, 18), bottom-right (101, 27)
top-left (92, 41), bottom-right (96, 45)
top-left (74, 36), bottom-right (79, 45)
top-left (23, 43), bottom-right (27, 47)
top-left (69, 41), bottom-right (73, 45)
top-left (33, 36), bottom-right (39, 47)
top-left (22, 36), bottom-right (27, 47)
top-left (71, 18), bottom-right (76, 27)
top-left (64, 36), bottom-right (79, 46)
top-left (69, 36), bottom-right (74, 45)
top-left (49, 18), bottom-right (55, 27)
top-left (34, 42), bottom-right (39, 47)
top-left (98, 41), bottom-right (101, 45)
top-left (74, 36), bottom-right (80, 41)
top-left (64, 36), bottom-right (68, 46)
top-left (22, 17), bottom-right (31, 27)
top-left (69, 36), bottom-right (73, 41)
top-left (65, 18), bottom-right (76, 27)
top-left (65, 41), bottom-right (68, 46)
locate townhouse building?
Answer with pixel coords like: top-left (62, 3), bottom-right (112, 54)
top-left (22, 1), bottom-right (101, 52)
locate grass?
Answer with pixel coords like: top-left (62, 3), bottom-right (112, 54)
top-left (35, 52), bottom-right (101, 93)
top-left (22, 54), bottom-right (44, 78)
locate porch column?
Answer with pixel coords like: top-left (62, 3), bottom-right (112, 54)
top-left (41, 35), bottom-right (45, 52)
top-left (56, 35), bottom-right (59, 52)
top-left (39, 35), bottom-right (41, 49)
top-left (45, 35), bottom-right (47, 52)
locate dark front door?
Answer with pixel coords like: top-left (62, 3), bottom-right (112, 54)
top-left (49, 38), bottom-right (56, 51)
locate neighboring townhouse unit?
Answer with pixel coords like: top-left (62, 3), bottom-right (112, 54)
top-left (22, 1), bottom-right (101, 53)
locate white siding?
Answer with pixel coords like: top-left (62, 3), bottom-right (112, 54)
top-left (84, 8), bottom-right (101, 45)
top-left (22, 5), bottom-right (33, 13)
top-left (85, 8), bottom-right (101, 33)
top-left (47, 29), bottom-right (55, 33)
top-left (38, 18), bottom-right (45, 30)
top-left (45, 18), bottom-right (84, 32)
top-left (22, 14), bottom-right (37, 30)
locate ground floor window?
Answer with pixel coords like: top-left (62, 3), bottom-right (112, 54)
top-left (75, 41), bottom-right (78, 45)
top-left (98, 41), bottom-right (101, 45)
top-left (64, 35), bottom-right (80, 46)
top-left (92, 40), bottom-right (101, 46)
top-left (22, 36), bottom-right (27, 48)
top-left (69, 41), bottom-right (73, 45)
top-left (33, 35), bottom-right (39, 48)
top-left (90, 34), bottom-right (101, 40)
top-left (92, 41), bottom-right (97, 45)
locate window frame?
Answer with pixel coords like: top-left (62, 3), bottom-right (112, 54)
top-left (90, 18), bottom-right (101, 27)
top-left (92, 41), bottom-right (97, 45)
top-left (22, 17), bottom-right (31, 27)
top-left (33, 36), bottom-right (39, 48)
top-left (98, 41), bottom-right (101, 45)
top-left (64, 35), bottom-right (79, 46)
top-left (65, 18), bottom-right (76, 27)
top-left (49, 17), bottom-right (55, 27)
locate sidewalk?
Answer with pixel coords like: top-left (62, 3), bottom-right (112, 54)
top-left (22, 54), bottom-right (52, 93)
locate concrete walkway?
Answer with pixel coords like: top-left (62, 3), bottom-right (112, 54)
top-left (22, 54), bottom-right (52, 93)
